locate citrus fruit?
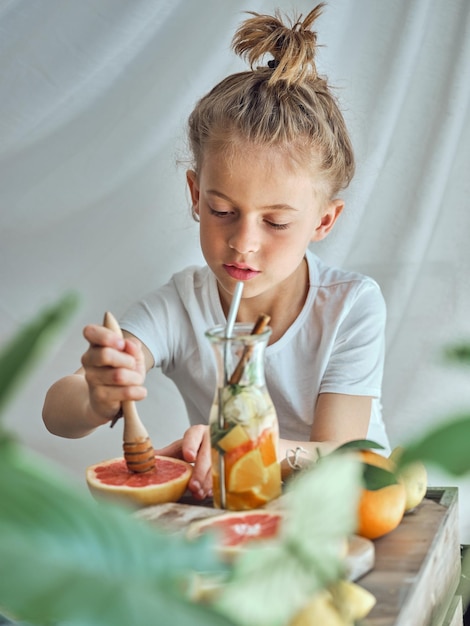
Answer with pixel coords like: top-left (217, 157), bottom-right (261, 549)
top-left (258, 428), bottom-right (278, 466)
top-left (356, 449), bottom-right (406, 540)
top-left (217, 424), bottom-right (250, 452)
top-left (228, 448), bottom-right (267, 492)
top-left (289, 589), bottom-right (346, 626)
top-left (389, 446), bottom-right (428, 512)
top-left (86, 455), bottom-right (192, 507)
top-left (211, 426), bottom-right (281, 510)
top-left (224, 439), bottom-right (256, 472)
top-left (329, 579), bottom-right (376, 622)
top-left (259, 460), bottom-right (282, 499)
top-left (187, 509), bottom-right (283, 560)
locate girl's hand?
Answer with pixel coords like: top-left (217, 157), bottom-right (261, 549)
top-left (80, 323), bottom-right (148, 424)
top-left (155, 425), bottom-right (212, 500)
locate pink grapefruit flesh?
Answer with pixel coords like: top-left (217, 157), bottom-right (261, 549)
top-left (187, 510), bottom-right (283, 560)
top-left (86, 455), bottom-right (192, 507)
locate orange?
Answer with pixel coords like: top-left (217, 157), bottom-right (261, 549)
top-left (224, 439), bottom-right (255, 472)
top-left (356, 450), bottom-right (406, 540)
top-left (212, 477), bottom-right (268, 510)
top-left (257, 428), bottom-right (278, 466)
top-left (228, 448), bottom-right (266, 493)
top-left (257, 461), bottom-right (282, 500)
top-left (225, 489), bottom-right (269, 510)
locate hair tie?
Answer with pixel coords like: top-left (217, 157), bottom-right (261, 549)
top-left (268, 59), bottom-right (280, 69)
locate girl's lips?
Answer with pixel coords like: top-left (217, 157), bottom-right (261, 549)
top-left (224, 264), bottom-right (260, 281)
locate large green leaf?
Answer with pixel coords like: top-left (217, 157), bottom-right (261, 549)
top-left (215, 453), bottom-right (363, 626)
top-left (0, 293), bottom-right (78, 417)
top-left (397, 414), bottom-right (470, 476)
top-left (0, 442), bottom-right (233, 626)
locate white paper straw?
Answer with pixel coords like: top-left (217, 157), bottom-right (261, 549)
top-left (219, 280), bottom-right (244, 509)
top-left (225, 281), bottom-right (244, 338)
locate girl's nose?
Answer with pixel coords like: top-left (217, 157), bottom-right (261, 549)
top-left (228, 219), bottom-right (260, 254)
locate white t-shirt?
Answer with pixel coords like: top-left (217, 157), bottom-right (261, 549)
top-left (120, 250), bottom-right (390, 453)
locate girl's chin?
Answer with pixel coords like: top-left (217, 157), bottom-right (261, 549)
top-left (218, 279), bottom-right (266, 302)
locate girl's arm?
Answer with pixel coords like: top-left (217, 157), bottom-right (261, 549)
top-left (42, 326), bottom-right (153, 438)
top-left (279, 392), bottom-right (372, 472)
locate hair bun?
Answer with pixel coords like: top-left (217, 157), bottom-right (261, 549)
top-left (232, 3), bottom-right (325, 86)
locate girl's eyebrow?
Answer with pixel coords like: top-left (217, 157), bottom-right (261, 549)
top-left (206, 189), bottom-right (299, 211)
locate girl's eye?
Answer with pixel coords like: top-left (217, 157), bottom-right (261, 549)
top-left (209, 208), bottom-right (289, 230)
top-left (266, 220), bottom-right (290, 230)
top-left (209, 208), bottom-right (231, 218)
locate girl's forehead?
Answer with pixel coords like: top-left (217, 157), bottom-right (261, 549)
top-left (199, 142), bottom-right (329, 197)
top-left (198, 144), bottom-right (330, 208)
top-left (201, 142), bottom-right (315, 178)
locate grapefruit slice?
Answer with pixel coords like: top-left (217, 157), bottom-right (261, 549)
top-left (187, 509), bottom-right (284, 560)
top-left (86, 455), bottom-right (192, 507)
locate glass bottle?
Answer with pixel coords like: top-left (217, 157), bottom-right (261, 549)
top-left (206, 322), bottom-right (282, 510)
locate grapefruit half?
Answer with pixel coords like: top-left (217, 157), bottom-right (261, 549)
top-left (187, 509), bottom-right (283, 560)
top-left (86, 455), bottom-right (192, 507)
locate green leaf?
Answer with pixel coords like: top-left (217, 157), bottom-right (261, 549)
top-left (215, 454), bottom-right (363, 626)
top-left (0, 293), bottom-right (78, 417)
top-left (336, 439), bottom-right (385, 451)
top-left (363, 463), bottom-right (398, 490)
top-left (335, 441), bottom-right (395, 490)
top-left (444, 343), bottom-right (470, 366)
top-left (0, 446), bottom-right (233, 626)
top-left (397, 414), bottom-right (470, 476)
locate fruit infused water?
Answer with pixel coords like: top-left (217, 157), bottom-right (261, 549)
top-left (206, 321), bottom-right (282, 510)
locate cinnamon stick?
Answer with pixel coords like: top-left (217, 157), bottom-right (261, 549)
top-left (229, 313), bottom-right (271, 385)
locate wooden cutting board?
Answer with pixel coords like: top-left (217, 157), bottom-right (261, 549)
top-left (135, 497), bottom-right (375, 581)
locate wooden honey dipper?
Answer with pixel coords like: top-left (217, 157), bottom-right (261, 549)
top-left (103, 312), bottom-right (155, 474)
top-left (229, 313), bottom-right (271, 385)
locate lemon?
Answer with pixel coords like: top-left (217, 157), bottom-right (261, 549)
top-left (329, 579), bottom-right (376, 622)
top-left (289, 590), bottom-right (349, 626)
top-left (218, 424), bottom-right (250, 452)
top-left (389, 446), bottom-right (428, 512)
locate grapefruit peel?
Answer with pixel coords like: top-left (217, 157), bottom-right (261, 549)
top-left (86, 455), bottom-right (192, 507)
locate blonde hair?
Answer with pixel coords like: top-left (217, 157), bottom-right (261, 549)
top-left (188, 3), bottom-right (354, 197)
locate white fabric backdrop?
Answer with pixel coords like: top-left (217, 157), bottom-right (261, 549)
top-left (1, 0), bottom-right (469, 541)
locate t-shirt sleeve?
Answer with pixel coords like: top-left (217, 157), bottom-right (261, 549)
top-left (118, 280), bottom-right (184, 370)
top-left (319, 279), bottom-right (386, 397)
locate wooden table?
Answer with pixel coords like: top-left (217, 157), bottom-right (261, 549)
top-left (360, 487), bottom-right (462, 626)
top-left (137, 487), bottom-right (463, 626)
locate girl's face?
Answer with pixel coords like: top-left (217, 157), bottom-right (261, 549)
top-left (187, 144), bottom-right (343, 310)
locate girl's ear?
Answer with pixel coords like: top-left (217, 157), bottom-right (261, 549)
top-left (311, 198), bottom-right (344, 242)
top-left (186, 170), bottom-right (200, 216)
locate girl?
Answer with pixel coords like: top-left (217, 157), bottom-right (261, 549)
top-left (43, 4), bottom-right (390, 500)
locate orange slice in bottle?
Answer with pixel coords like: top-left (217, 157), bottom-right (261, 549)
top-left (258, 428), bottom-right (278, 466)
top-left (228, 448), bottom-right (267, 493)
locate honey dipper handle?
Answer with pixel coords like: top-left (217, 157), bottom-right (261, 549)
top-left (102, 312), bottom-right (150, 443)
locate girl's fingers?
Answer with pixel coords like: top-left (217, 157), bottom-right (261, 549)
top-left (154, 440), bottom-right (185, 460)
top-left (80, 324), bottom-right (148, 422)
top-left (184, 426), bottom-right (212, 499)
top-left (83, 324), bottom-right (125, 350)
